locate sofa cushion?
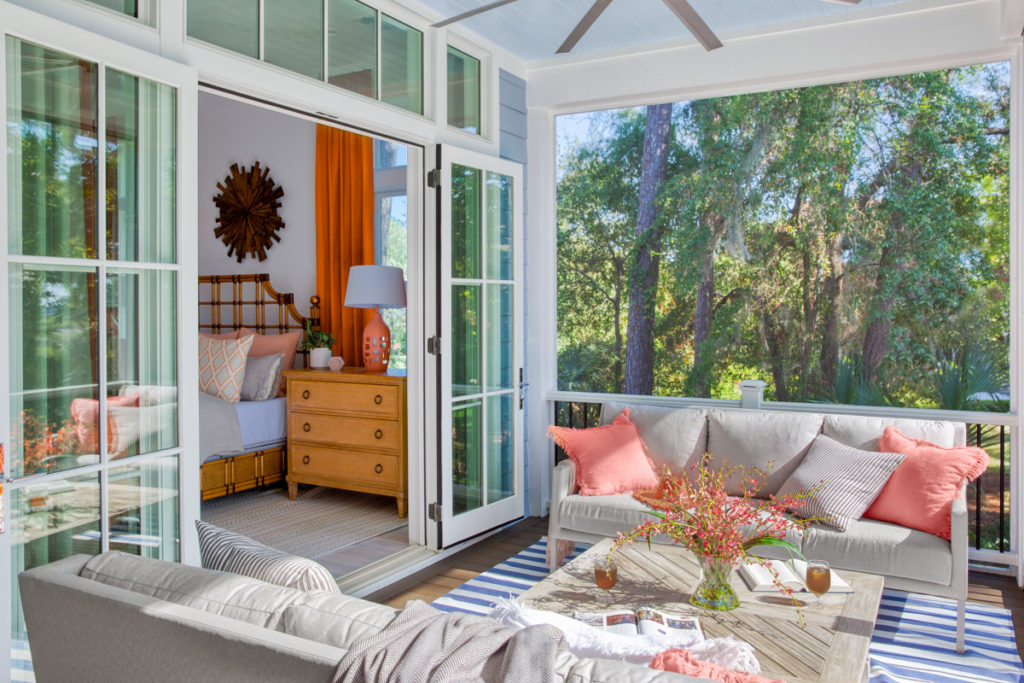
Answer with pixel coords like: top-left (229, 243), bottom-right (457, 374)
top-left (557, 493), bottom-right (803, 549)
top-left (547, 410), bottom-right (659, 496)
top-left (196, 520), bottom-right (339, 593)
top-left (284, 591), bottom-right (399, 649)
top-left (802, 517), bottom-right (953, 585)
top-left (864, 427), bottom-right (988, 540)
top-left (823, 414), bottom-right (960, 450)
top-left (705, 409), bottom-right (824, 497)
top-left (776, 434), bottom-right (906, 531)
top-left (81, 550), bottom-right (304, 630)
top-left (600, 403), bottom-right (707, 473)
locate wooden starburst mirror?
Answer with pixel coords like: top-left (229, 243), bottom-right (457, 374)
top-left (213, 161), bottom-right (285, 263)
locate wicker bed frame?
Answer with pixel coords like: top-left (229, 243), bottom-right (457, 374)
top-left (198, 274), bottom-right (320, 501)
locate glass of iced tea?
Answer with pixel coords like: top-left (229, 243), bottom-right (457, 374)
top-left (594, 555), bottom-right (618, 604)
top-left (805, 559), bottom-right (831, 606)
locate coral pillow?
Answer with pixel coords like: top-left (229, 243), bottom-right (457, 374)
top-left (651, 649), bottom-right (783, 683)
top-left (200, 330), bottom-right (240, 340)
top-left (238, 328), bottom-right (302, 371)
top-left (546, 410), bottom-right (658, 496)
top-left (864, 426), bottom-right (989, 540)
top-left (198, 335), bottom-right (254, 403)
top-left (69, 395), bottom-right (140, 454)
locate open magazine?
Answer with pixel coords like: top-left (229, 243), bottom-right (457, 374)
top-left (573, 607), bottom-right (704, 639)
top-left (738, 559), bottom-right (853, 594)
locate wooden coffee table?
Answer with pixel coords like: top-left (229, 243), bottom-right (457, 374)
top-left (519, 539), bottom-right (884, 683)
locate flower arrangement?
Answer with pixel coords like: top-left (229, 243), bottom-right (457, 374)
top-left (610, 461), bottom-right (815, 610)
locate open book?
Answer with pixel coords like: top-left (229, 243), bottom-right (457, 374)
top-left (738, 559), bottom-right (853, 594)
top-left (573, 607), bottom-right (704, 639)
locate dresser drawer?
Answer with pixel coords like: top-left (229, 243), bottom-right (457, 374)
top-left (290, 379), bottom-right (399, 418)
top-left (289, 445), bottom-right (399, 486)
top-left (290, 412), bottom-right (399, 451)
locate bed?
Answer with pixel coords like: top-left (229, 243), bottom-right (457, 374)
top-left (198, 274), bottom-right (320, 501)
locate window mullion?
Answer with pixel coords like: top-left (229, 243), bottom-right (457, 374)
top-left (97, 62), bottom-right (110, 554)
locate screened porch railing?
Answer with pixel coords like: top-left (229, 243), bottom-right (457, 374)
top-left (551, 394), bottom-right (1015, 566)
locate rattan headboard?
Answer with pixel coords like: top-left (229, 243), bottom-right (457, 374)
top-left (198, 274), bottom-right (320, 337)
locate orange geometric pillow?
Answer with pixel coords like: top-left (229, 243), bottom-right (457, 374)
top-left (198, 335), bottom-right (254, 403)
top-left (864, 426), bottom-right (989, 539)
top-left (546, 409), bottom-right (658, 496)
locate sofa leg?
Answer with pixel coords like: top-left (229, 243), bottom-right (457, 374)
top-left (546, 538), bottom-right (560, 572)
top-left (956, 597), bottom-right (966, 653)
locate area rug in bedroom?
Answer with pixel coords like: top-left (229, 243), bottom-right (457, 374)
top-left (201, 485), bottom-right (406, 559)
top-left (432, 538), bottom-right (1024, 683)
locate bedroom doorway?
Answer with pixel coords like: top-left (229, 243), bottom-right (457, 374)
top-left (195, 90), bottom-right (424, 579)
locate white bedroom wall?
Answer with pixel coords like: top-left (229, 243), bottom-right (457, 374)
top-left (197, 91), bottom-right (318, 311)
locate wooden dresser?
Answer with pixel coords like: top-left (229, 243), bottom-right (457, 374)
top-left (283, 368), bottom-right (407, 517)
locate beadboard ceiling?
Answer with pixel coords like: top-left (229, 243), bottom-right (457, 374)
top-left (406, 0), bottom-right (931, 62)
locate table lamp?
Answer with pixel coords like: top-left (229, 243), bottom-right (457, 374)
top-left (344, 265), bottom-right (407, 372)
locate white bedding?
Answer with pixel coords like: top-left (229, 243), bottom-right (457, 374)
top-left (200, 393), bottom-right (287, 463)
top-left (236, 396), bottom-right (287, 451)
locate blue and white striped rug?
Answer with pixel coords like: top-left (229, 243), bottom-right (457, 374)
top-left (432, 538), bottom-right (1024, 683)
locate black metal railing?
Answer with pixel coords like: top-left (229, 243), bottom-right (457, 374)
top-left (552, 399), bottom-right (1012, 555)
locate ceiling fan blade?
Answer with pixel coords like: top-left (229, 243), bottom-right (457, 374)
top-left (432, 0), bottom-right (519, 28)
top-left (556, 0), bottom-right (614, 54)
top-left (661, 0), bottom-right (723, 51)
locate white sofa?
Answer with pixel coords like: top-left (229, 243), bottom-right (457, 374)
top-left (19, 551), bottom-right (703, 682)
top-left (548, 402), bottom-right (969, 652)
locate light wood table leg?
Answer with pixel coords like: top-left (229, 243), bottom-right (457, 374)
top-left (287, 482), bottom-right (298, 500)
top-left (396, 497), bottom-right (406, 518)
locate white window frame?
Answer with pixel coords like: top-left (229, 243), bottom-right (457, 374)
top-left (444, 34), bottom-right (491, 142)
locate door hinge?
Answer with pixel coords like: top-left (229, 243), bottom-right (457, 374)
top-left (428, 502), bottom-right (442, 522)
top-left (427, 168), bottom-right (441, 188)
top-left (427, 335), bottom-right (442, 355)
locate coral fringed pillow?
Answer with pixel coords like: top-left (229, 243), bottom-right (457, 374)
top-left (864, 426), bottom-right (989, 540)
top-left (547, 409), bottom-right (658, 496)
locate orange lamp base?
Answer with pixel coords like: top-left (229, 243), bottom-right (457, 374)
top-left (362, 308), bottom-right (391, 373)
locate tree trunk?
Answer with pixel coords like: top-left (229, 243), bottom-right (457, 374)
top-left (612, 258), bottom-right (624, 391)
top-left (861, 241), bottom-right (897, 385)
top-left (692, 244), bottom-right (716, 397)
top-left (762, 308), bottom-right (790, 401)
top-left (624, 103), bottom-right (673, 395)
top-left (818, 233), bottom-right (843, 391)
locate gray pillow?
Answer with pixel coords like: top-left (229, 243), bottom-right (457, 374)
top-left (776, 434), bottom-right (905, 531)
top-left (196, 520), bottom-right (339, 593)
top-left (240, 353), bottom-right (283, 401)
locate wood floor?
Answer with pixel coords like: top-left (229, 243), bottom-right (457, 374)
top-left (369, 516), bottom-right (1024, 660)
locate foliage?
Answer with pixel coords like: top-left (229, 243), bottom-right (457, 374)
top-left (935, 345), bottom-right (1005, 411)
top-left (300, 320), bottom-right (335, 350)
top-left (13, 410), bottom-right (87, 476)
top-left (556, 63), bottom-right (1010, 410)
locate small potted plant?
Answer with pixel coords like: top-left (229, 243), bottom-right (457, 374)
top-left (301, 321), bottom-right (335, 369)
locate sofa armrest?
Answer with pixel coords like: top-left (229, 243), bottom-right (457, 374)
top-left (553, 458), bottom-right (578, 498)
top-left (950, 485), bottom-right (968, 591)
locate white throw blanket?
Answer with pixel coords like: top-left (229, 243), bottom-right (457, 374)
top-left (488, 599), bottom-right (761, 674)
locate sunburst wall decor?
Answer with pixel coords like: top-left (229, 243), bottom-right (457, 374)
top-left (213, 161), bottom-right (285, 263)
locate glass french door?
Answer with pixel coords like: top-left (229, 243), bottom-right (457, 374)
top-left (0, 7), bottom-right (197, 680)
top-left (431, 145), bottom-right (524, 548)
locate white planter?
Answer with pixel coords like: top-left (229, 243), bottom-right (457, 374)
top-left (309, 347), bottom-right (331, 369)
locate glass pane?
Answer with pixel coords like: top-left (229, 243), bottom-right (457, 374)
top-left (85, 0), bottom-right (138, 16)
top-left (187, 0), bottom-right (259, 58)
top-left (328, 0), bottom-right (377, 98)
top-left (452, 164), bottom-right (481, 279)
top-left (6, 38), bottom-right (98, 259)
top-left (452, 285), bottom-right (481, 397)
top-left (452, 400), bottom-right (482, 515)
top-left (486, 394), bottom-right (514, 504)
top-left (108, 270), bottom-right (178, 458)
top-left (380, 195), bottom-right (407, 371)
top-left (9, 265), bottom-right (99, 479)
top-left (375, 139), bottom-right (407, 168)
top-left (486, 285), bottom-right (513, 391)
top-left (106, 70), bottom-right (177, 264)
top-left (109, 457), bottom-right (180, 559)
top-left (265, 0), bottom-right (324, 80)
top-left (447, 46), bottom-right (480, 134)
top-left (485, 172), bottom-right (513, 280)
top-left (380, 14), bottom-right (422, 115)
top-left (11, 472), bottom-right (101, 643)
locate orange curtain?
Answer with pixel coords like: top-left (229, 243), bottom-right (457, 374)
top-left (315, 125), bottom-right (375, 366)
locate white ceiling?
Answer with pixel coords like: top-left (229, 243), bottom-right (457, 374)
top-left (407, 0), bottom-right (919, 62)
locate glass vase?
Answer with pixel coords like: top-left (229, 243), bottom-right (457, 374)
top-left (690, 555), bottom-right (739, 611)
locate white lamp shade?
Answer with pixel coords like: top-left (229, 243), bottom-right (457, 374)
top-left (344, 265), bottom-right (407, 308)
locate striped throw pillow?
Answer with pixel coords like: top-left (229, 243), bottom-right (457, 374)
top-left (776, 434), bottom-right (905, 531)
top-left (196, 520), bottom-right (339, 593)
top-left (198, 335), bottom-right (254, 403)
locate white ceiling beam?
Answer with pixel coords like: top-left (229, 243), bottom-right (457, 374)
top-left (1002, 0), bottom-right (1024, 39)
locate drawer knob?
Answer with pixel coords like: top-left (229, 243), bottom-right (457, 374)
top-left (303, 423), bottom-right (311, 432)
top-left (302, 390), bottom-right (310, 399)
top-left (374, 429), bottom-right (383, 440)
top-left (374, 463), bottom-right (383, 474)
top-left (374, 394), bottom-right (383, 405)
top-left (302, 455), bottom-right (311, 465)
